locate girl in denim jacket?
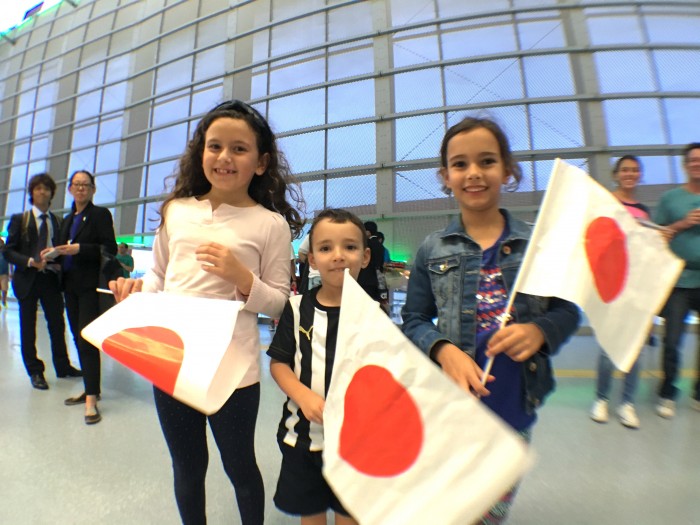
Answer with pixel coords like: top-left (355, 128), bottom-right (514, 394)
top-left (401, 117), bottom-right (580, 524)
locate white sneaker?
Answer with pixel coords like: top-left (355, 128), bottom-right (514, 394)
top-left (656, 398), bottom-right (676, 419)
top-left (590, 399), bottom-right (609, 423)
top-left (617, 403), bottom-right (640, 429)
top-left (690, 398), bottom-right (700, 412)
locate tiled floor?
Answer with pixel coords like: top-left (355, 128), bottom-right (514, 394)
top-left (1, 300), bottom-right (698, 524)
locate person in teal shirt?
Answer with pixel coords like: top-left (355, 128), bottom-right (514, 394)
top-left (115, 242), bottom-right (134, 278)
top-left (653, 142), bottom-right (700, 418)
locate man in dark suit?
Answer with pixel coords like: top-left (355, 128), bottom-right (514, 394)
top-left (4, 173), bottom-right (82, 390)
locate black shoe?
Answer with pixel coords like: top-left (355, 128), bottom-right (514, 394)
top-left (65, 392), bottom-right (87, 405)
top-left (65, 393), bottom-right (101, 406)
top-left (57, 366), bottom-right (83, 378)
top-left (85, 407), bottom-right (102, 425)
top-left (30, 374), bottom-right (49, 390)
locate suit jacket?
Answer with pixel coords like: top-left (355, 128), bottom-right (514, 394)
top-left (356, 236), bottom-right (385, 300)
top-left (58, 201), bottom-right (117, 293)
top-left (4, 210), bottom-right (63, 300)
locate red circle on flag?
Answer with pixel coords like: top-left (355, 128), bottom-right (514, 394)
top-left (584, 217), bottom-right (628, 303)
top-left (102, 326), bottom-right (184, 395)
top-left (339, 365), bottom-right (423, 477)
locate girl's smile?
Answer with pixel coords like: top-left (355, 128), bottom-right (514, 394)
top-left (614, 158), bottom-right (641, 190)
top-left (441, 127), bottom-right (509, 216)
top-left (201, 117), bottom-right (269, 207)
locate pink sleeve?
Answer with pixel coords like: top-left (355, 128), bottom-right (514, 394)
top-left (238, 215), bottom-right (291, 318)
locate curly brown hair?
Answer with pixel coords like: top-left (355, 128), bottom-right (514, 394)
top-left (159, 100), bottom-right (305, 237)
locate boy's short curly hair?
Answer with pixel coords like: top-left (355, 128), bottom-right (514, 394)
top-left (308, 209), bottom-right (368, 252)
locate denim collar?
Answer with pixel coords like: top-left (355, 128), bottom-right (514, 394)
top-left (440, 209), bottom-right (531, 244)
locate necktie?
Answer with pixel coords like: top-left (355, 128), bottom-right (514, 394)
top-left (36, 213), bottom-right (48, 258)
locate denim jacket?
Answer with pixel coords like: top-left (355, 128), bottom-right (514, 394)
top-left (401, 210), bottom-right (580, 413)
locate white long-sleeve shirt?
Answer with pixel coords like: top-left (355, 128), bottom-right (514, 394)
top-left (142, 197), bottom-right (292, 388)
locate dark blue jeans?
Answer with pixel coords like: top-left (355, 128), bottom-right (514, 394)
top-left (658, 287), bottom-right (700, 401)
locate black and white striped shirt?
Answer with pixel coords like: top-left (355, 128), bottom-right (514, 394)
top-left (267, 288), bottom-right (339, 452)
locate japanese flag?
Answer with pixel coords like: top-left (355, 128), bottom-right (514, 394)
top-left (322, 272), bottom-right (534, 525)
top-left (82, 292), bottom-right (244, 415)
top-left (513, 159), bottom-right (683, 372)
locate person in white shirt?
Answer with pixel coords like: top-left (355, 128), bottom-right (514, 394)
top-left (110, 100), bottom-right (304, 525)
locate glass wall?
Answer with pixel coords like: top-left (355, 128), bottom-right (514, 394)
top-left (1, 0), bottom-right (699, 260)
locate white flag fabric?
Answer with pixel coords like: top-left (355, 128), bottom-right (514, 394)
top-left (512, 159), bottom-right (683, 372)
top-left (82, 292), bottom-right (244, 415)
top-left (322, 272), bottom-right (534, 525)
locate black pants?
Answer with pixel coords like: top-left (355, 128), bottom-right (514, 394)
top-left (659, 286), bottom-right (700, 401)
top-left (64, 288), bottom-right (101, 395)
top-left (154, 384), bottom-right (264, 525)
top-left (18, 271), bottom-right (70, 376)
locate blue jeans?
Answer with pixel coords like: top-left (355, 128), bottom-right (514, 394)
top-left (596, 351), bottom-right (640, 404)
top-left (658, 287), bottom-right (700, 401)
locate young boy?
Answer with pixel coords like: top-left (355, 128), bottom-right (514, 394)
top-left (267, 208), bottom-right (369, 525)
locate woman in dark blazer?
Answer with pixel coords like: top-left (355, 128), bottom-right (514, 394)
top-left (52, 170), bottom-right (117, 424)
